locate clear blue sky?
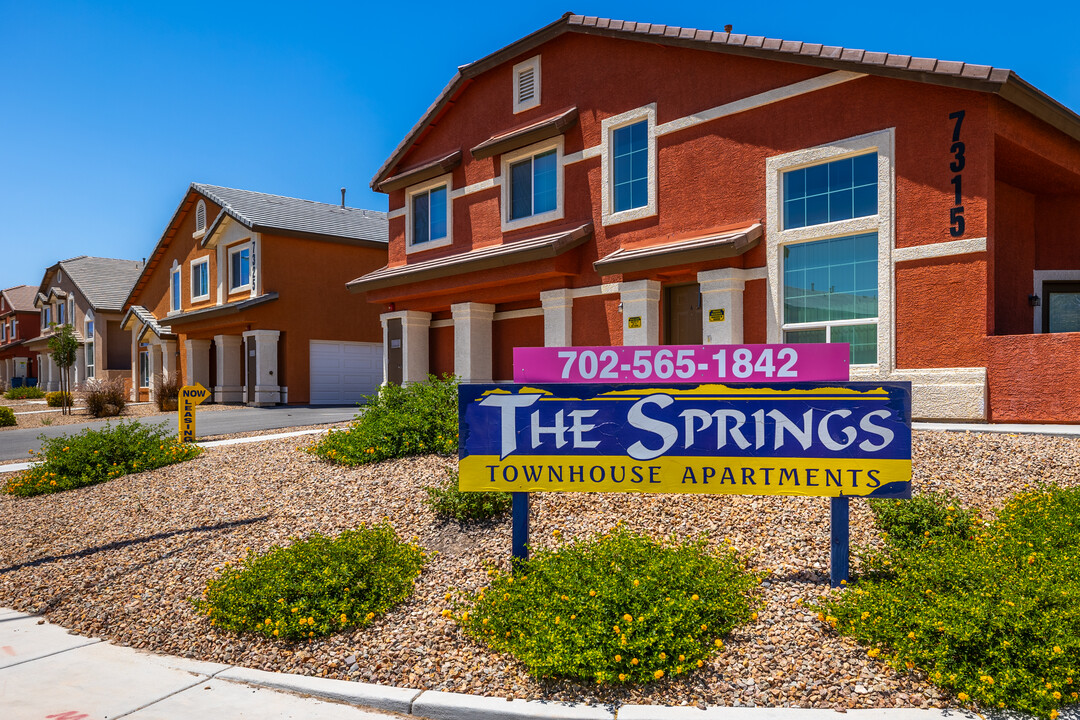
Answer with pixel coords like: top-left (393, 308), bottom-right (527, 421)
top-left (1, 1), bottom-right (1077, 292)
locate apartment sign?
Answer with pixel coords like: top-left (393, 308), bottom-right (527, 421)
top-left (458, 382), bottom-right (912, 499)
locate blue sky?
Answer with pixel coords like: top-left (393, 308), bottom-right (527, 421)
top-left (1, 1), bottom-right (1077, 292)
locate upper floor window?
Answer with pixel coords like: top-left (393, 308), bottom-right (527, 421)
top-left (56, 301), bottom-right (65, 325)
top-left (501, 138), bottom-right (563, 232)
top-left (42, 306), bottom-right (51, 328)
top-left (85, 317), bottom-right (95, 379)
top-left (1, 323), bottom-right (5, 342)
top-left (783, 153), bottom-right (877, 230)
top-left (195, 200), bottom-right (207, 235)
top-left (229, 245), bottom-right (251, 292)
top-left (191, 257), bottom-right (210, 302)
top-left (10, 320), bottom-right (16, 339)
top-left (512, 56), bottom-right (540, 114)
top-left (171, 264), bottom-right (182, 312)
top-left (600, 104), bottom-right (657, 226)
top-left (406, 175), bottom-right (452, 253)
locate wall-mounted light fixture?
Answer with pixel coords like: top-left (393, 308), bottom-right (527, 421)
top-left (1028, 294), bottom-right (1041, 307)
top-left (617, 302), bottom-right (624, 313)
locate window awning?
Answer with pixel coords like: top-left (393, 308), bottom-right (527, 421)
top-left (347, 222), bottom-right (593, 293)
top-left (470, 107), bottom-right (579, 159)
top-left (376, 150), bottom-right (462, 193)
top-left (593, 223), bottom-right (762, 275)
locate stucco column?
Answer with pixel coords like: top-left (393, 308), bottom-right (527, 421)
top-left (184, 339), bottom-right (212, 389)
top-left (73, 345), bottom-right (85, 389)
top-left (213, 334), bottom-right (243, 403)
top-left (451, 303), bottom-right (494, 383)
top-left (160, 339), bottom-right (178, 381)
top-left (47, 353), bottom-right (57, 392)
top-left (698, 268), bottom-right (747, 345)
top-left (130, 326), bottom-right (141, 400)
top-left (540, 288), bottom-right (574, 347)
top-left (380, 310), bottom-right (432, 385)
top-left (619, 280), bottom-right (661, 346)
top-left (242, 329), bottom-right (281, 406)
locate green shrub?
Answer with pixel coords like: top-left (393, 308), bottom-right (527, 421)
top-left (4, 385), bottom-right (45, 400)
top-left (870, 492), bottom-right (979, 549)
top-left (45, 391), bottom-right (72, 407)
top-left (309, 374), bottom-right (458, 465)
top-left (84, 376), bottom-right (126, 418)
top-left (197, 523), bottom-right (427, 641)
top-left (0, 407), bottom-right (15, 427)
top-left (819, 487), bottom-right (1080, 719)
top-left (3, 420), bottom-right (201, 497)
top-left (452, 527), bottom-right (760, 685)
top-left (424, 469), bottom-right (511, 522)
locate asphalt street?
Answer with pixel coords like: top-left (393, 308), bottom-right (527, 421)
top-left (0, 406), bottom-right (361, 462)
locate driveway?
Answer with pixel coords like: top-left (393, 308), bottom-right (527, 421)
top-left (0, 406), bottom-right (360, 462)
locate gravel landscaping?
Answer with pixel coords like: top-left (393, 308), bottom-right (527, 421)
top-left (1, 430), bottom-right (1078, 711)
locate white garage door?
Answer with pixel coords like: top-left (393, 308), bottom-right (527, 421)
top-left (309, 340), bottom-right (382, 405)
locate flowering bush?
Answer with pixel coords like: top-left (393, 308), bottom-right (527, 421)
top-left (0, 406), bottom-right (15, 427)
top-left (819, 487), bottom-right (1079, 719)
top-left (424, 468), bottom-right (511, 522)
top-left (5, 385), bottom-right (45, 400)
top-left (197, 523), bottom-right (427, 641)
top-left (451, 527), bottom-right (759, 684)
top-left (308, 374), bottom-right (458, 465)
top-left (45, 391), bottom-right (72, 408)
top-left (3, 420), bottom-right (201, 497)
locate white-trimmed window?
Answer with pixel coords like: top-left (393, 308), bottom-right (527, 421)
top-left (1, 322), bottom-right (5, 342)
top-left (194, 200), bottom-right (207, 237)
top-left (85, 315), bottom-right (95, 379)
top-left (10, 319), bottom-right (16, 340)
top-left (512, 55), bottom-right (540, 114)
top-left (406, 175), bottom-right (452, 253)
top-left (190, 256), bottom-right (210, 302)
top-left (56, 301), bottom-right (65, 326)
top-left (228, 244), bottom-right (252, 292)
top-left (171, 263), bottom-right (182, 312)
top-left (42, 306), bottom-right (51, 328)
top-left (139, 347), bottom-right (150, 388)
top-left (600, 104), bottom-right (658, 226)
top-left (501, 136), bottom-right (564, 232)
top-left (765, 129), bottom-right (894, 370)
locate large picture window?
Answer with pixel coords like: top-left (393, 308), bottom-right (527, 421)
top-left (783, 153), bottom-right (877, 230)
top-left (782, 233), bottom-right (878, 364)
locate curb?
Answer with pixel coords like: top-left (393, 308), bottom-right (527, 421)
top-left (217, 666), bottom-right (420, 714)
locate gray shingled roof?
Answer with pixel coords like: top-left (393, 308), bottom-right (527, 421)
top-left (122, 305), bottom-right (173, 339)
top-left (2, 285), bottom-right (40, 313)
top-left (59, 256), bottom-right (146, 312)
top-left (192, 183), bottom-right (388, 244)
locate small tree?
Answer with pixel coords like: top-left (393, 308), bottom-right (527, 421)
top-left (47, 324), bottom-right (79, 416)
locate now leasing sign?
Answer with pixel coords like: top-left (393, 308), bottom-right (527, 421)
top-left (458, 382), bottom-right (912, 499)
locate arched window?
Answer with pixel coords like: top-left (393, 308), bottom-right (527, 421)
top-left (195, 200), bottom-right (207, 234)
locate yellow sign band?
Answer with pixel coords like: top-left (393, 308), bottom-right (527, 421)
top-left (459, 455), bottom-right (911, 497)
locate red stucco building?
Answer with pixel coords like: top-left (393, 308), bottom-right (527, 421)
top-left (350, 14), bottom-right (1080, 423)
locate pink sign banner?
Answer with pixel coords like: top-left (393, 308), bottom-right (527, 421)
top-left (513, 344), bottom-right (850, 384)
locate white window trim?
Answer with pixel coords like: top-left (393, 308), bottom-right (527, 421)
top-left (227, 243), bottom-right (253, 293)
top-left (405, 174), bottom-right (453, 254)
top-left (600, 103), bottom-right (658, 227)
top-left (85, 315), bottom-right (95, 379)
top-left (765, 128), bottom-right (896, 374)
top-left (1033, 269), bottom-right (1080, 333)
top-left (500, 135), bottom-right (565, 233)
top-left (193, 199), bottom-right (208, 239)
top-left (169, 261), bottom-right (182, 315)
top-left (190, 256), bottom-right (211, 303)
top-left (512, 55), bottom-right (541, 114)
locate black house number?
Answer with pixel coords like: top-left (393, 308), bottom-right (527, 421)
top-left (948, 110), bottom-right (966, 237)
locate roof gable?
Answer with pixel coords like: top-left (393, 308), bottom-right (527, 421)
top-left (372, 13), bottom-right (1080, 189)
top-left (1, 285), bottom-right (39, 313)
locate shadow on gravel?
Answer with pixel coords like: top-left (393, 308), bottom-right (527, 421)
top-left (0, 515), bottom-right (269, 576)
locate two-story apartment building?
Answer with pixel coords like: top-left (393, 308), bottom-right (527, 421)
top-left (26, 257), bottom-right (145, 392)
top-left (123, 183), bottom-right (388, 405)
top-left (350, 13), bottom-right (1080, 423)
top-left (0, 285), bottom-right (42, 388)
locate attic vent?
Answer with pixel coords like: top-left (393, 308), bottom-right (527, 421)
top-left (195, 200), bottom-right (207, 234)
top-left (513, 56), bottom-right (541, 113)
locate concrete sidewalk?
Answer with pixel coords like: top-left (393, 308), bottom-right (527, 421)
top-left (6, 608), bottom-right (1072, 720)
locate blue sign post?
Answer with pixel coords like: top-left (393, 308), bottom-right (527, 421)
top-left (459, 381), bottom-right (912, 586)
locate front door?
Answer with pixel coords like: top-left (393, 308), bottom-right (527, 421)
top-left (664, 284), bottom-right (702, 345)
top-left (245, 337), bottom-right (257, 403)
top-left (14, 357), bottom-right (27, 378)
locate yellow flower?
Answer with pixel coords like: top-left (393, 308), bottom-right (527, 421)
top-left (589, 590), bottom-right (596, 597)
top-left (678, 654), bottom-right (685, 662)
top-left (868, 648), bottom-right (880, 658)
top-left (1053, 691), bottom-right (1062, 700)
top-left (613, 625), bottom-right (620, 634)
top-left (633, 580), bottom-right (639, 587)
top-left (630, 658), bottom-right (639, 666)
top-left (441, 609), bottom-right (451, 618)
top-left (340, 614), bottom-right (348, 623)
top-left (861, 611), bottom-right (870, 620)
top-left (691, 594), bottom-right (699, 601)
top-left (554, 617), bottom-right (560, 624)
top-left (696, 659), bottom-right (704, 668)
top-left (623, 614), bottom-right (633, 623)
top-left (614, 654), bottom-right (622, 662)
top-left (1050, 711), bottom-right (1058, 720)
top-left (618, 673), bottom-right (627, 682)
top-left (907, 631), bottom-right (916, 640)
top-left (561, 595), bottom-right (569, 601)
top-left (654, 669), bottom-right (664, 679)
top-left (750, 612), bottom-right (758, 621)
top-left (714, 639), bottom-right (723, 648)
top-left (1053, 646), bottom-right (1063, 654)
top-left (981, 675), bottom-right (994, 685)
top-left (957, 693), bottom-right (969, 702)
